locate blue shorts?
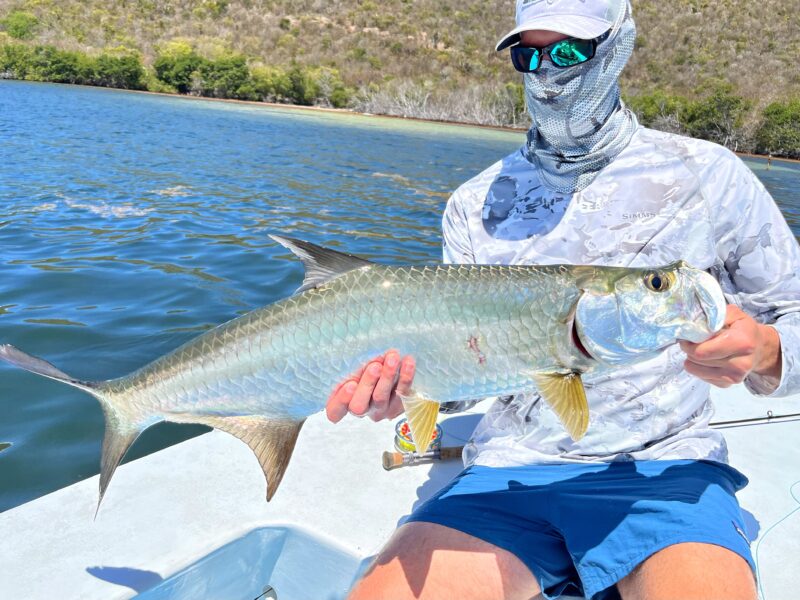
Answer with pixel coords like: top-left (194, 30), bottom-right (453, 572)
top-left (406, 459), bottom-right (754, 600)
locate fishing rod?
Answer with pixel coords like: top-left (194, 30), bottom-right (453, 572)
top-left (709, 410), bottom-right (800, 429)
top-left (382, 410), bottom-right (800, 470)
top-left (382, 446), bottom-right (463, 470)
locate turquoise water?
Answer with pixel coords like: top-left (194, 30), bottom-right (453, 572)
top-left (0, 80), bottom-right (798, 512)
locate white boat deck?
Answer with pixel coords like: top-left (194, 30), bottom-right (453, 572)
top-left (2, 384), bottom-right (799, 599)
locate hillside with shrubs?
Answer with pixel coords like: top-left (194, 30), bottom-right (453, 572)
top-left (1, 0), bottom-right (798, 157)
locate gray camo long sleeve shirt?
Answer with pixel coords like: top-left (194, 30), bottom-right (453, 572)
top-left (441, 127), bottom-right (800, 467)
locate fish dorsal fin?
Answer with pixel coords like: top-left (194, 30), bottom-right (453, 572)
top-left (533, 372), bottom-right (589, 441)
top-left (400, 391), bottom-right (440, 455)
top-left (171, 413), bottom-right (305, 501)
top-left (270, 235), bottom-right (373, 293)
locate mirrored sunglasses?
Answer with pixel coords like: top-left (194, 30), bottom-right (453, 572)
top-left (510, 35), bottom-right (605, 73)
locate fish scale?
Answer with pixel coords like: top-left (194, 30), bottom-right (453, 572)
top-left (109, 264), bottom-right (579, 420)
top-left (0, 235), bottom-right (726, 507)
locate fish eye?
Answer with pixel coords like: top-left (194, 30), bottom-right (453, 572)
top-left (644, 271), bottom-right (671, 292)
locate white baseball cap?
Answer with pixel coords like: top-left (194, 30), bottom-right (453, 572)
top-left (495, 0), bottom-right (624, 51)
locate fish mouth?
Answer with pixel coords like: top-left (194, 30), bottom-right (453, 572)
top-left (696, 288), bottom-right (726, 335)
top-left (679, 269), bottom-right (727, 342)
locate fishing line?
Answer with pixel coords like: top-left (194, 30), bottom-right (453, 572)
top-left (753, 479), bottom-right (800, 600)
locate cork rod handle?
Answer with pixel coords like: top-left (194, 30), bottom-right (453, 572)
top-left (381, 446), bottom-right (465, 470)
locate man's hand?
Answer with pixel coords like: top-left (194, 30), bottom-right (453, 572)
top-left (680, 304), bottom-right (782, 388)
top-left (326, 350), bottom-right (415, 423)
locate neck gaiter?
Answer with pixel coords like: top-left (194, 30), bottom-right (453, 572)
top-left (523, 0), bottom-right (639, 194)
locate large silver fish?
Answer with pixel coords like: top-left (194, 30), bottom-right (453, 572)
top-left (0, 236), bottom-right (726, 508)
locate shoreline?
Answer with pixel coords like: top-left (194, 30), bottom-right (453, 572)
top-left (735, 151), bottom-right (800, 165)
top-left (125, 87), bottom-right (800, 164)
top-left (125, 85), bottom-right (527, 135)
top-left (4, 79), bottom-right (800, 165)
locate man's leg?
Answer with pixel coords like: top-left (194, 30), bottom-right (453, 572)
top-left (347, 522), bottom-right (543, 600)
top-left (616, 542), bottom-right (757, 600)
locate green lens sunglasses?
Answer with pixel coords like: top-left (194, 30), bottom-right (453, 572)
top-left (510, 33), bottom-right (608, 73)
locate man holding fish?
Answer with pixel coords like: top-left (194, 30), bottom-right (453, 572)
top-left (332, 0), bottom-right (800, 598)
top-left (0, 0), bottom-right (796, 597)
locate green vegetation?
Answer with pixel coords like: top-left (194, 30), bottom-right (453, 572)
top-left (0, 10), bottom-right (37, 39)
top-left (626, 84), bottom-right (758, 152)
top-left (148, 43), bottom-right (351, 105)
top-left (754, 100), bottom-right (800, 159)
top-left (682, 84), bottom-right (752, 149)
top-left (625, 91), bottom-right (690, 130)
top-left (1, 39), bottom-right (350, 106)
top-left (152, 42), bottom-right (203, 94)
top-left (0, 43), bottom-right (145, 89)
top-left (0, 0), bottom-right (798, 156)
top-left (625, 87), bottom-right (800, 157)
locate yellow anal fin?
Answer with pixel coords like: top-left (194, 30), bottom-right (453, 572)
top-left (533, 372), bottom-right (589, 441)
top-left (169, 413), bottom-right (305, 501)
top-left (400, 391), bottom-right (440, 455)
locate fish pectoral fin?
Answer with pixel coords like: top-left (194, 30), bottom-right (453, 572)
top-left (400, 391), bottom-right (439, 455)
top-left (533, 372), bottom-right (589, 441)
top-left (183, 414), bottom-right (305, 502)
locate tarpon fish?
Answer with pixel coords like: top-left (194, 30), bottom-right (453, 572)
top-left (0, 236), bottom-right (726, 508)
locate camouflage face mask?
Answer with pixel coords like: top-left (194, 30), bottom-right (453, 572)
top-left (523, 0), bottom-right (639, 194)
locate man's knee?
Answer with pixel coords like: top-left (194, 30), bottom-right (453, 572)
top-left (617, 542), bottom-right (756, 600)
top-left (347, 521), bottom-right (541, 600)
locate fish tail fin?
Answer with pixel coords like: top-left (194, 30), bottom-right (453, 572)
top-left (0, 343), bottom-right (99, 395)
top-left (95, 398), bottom-right (151, 518)
top-left (0, 344), bottom-right (154, 516)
